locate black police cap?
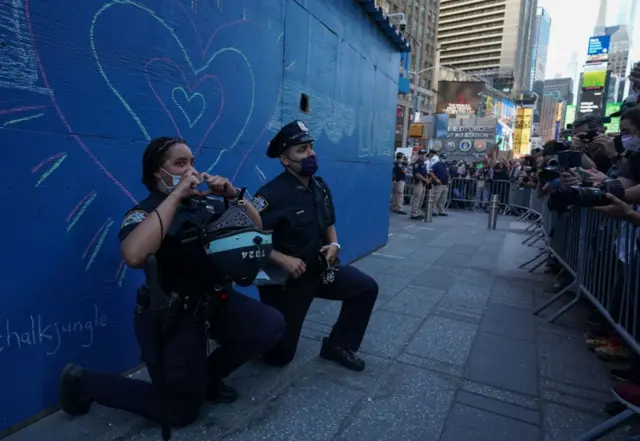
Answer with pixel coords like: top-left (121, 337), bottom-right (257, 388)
top-left (267, 120), bottom-right (314, 158)
top-left (418, 149), bottom-right (427, 154)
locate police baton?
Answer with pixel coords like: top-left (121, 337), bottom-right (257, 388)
top-left (144, 255), bottom-right (172, 441)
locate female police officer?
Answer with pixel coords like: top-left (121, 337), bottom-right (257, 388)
top-left (58, 137), bottom-right (285, 427)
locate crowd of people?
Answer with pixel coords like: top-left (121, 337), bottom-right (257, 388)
top-left (389, 64), bottom-right (640, 435)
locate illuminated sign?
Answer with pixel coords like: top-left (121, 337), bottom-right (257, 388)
top-left (578, 89), bottom-right (604, 117)
top-left (586, 35), bottom-right (611, 64)
top-left (556, 102), bottom-right (563, 122)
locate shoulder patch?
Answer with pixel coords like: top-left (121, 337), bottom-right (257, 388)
top-left (121, 210), bottom-right (147, 229)
top-left (251, 195), bottom-right (269, 213)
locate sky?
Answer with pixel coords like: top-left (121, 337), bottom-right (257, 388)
top-left (539, 0), bottom-right (639, 79)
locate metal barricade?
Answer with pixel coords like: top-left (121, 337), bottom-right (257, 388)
top-left (520, 202), bottom-right (640, 440)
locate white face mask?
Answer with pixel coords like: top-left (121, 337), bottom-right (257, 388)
top-left (622, 135), bottom-right (640, 152)
top-left (159, 167), bottom-right (182, 192)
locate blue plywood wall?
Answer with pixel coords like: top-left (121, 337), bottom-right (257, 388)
top-left (0, 0), bottom-right (399, 431)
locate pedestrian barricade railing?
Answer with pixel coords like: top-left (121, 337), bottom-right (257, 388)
top-left (517, 198), bottom-right (640, 440)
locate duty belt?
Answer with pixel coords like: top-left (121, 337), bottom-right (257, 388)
top-left (136, 284), bottom-right (229, 334)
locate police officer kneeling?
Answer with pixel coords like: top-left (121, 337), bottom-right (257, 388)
top-left (58, 137), bottom-right (285, 427)
top-left (253, 121), bottom-right (379, 371)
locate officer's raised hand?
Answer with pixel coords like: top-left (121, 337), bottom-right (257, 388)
top-left (200, 173), bottom-right (238, 199)
top-left (172, 170), bottom-right (204, 200)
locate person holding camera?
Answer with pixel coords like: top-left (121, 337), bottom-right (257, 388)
top-left (570, 114), bottom-right (620, 175)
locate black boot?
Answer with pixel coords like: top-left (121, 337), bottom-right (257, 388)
top-left (207, 381), bottom-right (239, 403)
top-left (58, 363), bottom-right (92, 416)
top-left (319, 338), bottom-right (365, 372)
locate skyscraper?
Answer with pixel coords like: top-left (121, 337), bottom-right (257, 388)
top-left (529, 7), bottom-right (551, 91)
top-left (437, 0), bottom-right (537, 95)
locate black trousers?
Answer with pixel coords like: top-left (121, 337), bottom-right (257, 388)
top-left (258, 265), bottom-right (378, 366)
top-left (78, 291), bottom-right (284, 426)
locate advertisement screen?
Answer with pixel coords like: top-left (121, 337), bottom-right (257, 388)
top-left (605, 102), bottom-right (622, 133)
top-left (578, 89), bottom-right (605, 117)
top-left (587, 35), bottom-right (611, 56)
top-left (565, 105), bottom-right (576, 127)
top-left (582, 69), bottom-right (607, 89)
top-left (436, 81), bottom-right (485, 115)
top-left (513, 107), bottom-right (533, 155)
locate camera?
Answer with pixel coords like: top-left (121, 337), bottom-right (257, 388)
top-left (550, 179), bottom-right (626, 210)
top-left (398, 18), bottom-right (407, 31)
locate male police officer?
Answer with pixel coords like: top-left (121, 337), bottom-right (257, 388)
top-left (252, 120), bottom-right (379, 371)
top-left (410, 149), bottom-right (429, 219)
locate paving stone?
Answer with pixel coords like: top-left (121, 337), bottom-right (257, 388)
top-left (405, 316), bottom-right (478, 366)
top-left (408, 246), bottom-right (448, 264)
top-left (541, 402), bottom-right (628, 441)
top-left (456, 390), bottom-right (540, 425)
top-left (440, 283), bottom-right (491, 309)
top-left (411, 266), bottom-right (460, 291)
top-left (481, 303), bottom-right (536, 341)
top-left (382, 260), bottom-right (428, 277)
top-left (371, 272), bottom-right (411, 300)
top-left (380, 285), bottom-right (444, 318)
top-left (537, 327), bottom-right (611, 392)
top-left (334, 363), bottom-right (457, 441)
top-left (466, 332), bottom-right (538, 397)
top-left (441, 403), bottom-right (540, 441)
top-left (434, 252), bottom-right (474, 268)
top-left (220, 370), bottom-right (365, 441)
top-left (460, 268), bottom-right (495, 288)
top-left (461, 380), bottom-right (539, 410)
top-left (359, 310), bottom-right (423, 358)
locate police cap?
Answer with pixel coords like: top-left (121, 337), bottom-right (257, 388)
top-left (267, 120), bottom-right (314, 158)
top-left (418, 149), bottom-right (427, 155)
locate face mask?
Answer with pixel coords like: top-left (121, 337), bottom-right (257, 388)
top-left (622, 135), bottom-right (640, 152)
top-left (159, 167), bottom-right (182, 192)
top-left (288, 155), bottom-right (319, 177)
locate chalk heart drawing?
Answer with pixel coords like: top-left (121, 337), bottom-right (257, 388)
top-left (171, 87), bottom-right (206, 128)
top-left (90, 0), bottom-right (257, 168)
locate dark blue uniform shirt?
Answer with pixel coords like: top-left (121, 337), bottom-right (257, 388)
top-left (393, 161), bottom-right (407, 182)
top-left (431, 161), bottom-right (450, 185)
top-left (253, 172), bottom-right (336, 263)
top-left (119, 191), bottom-right (226, 294)
top-left (412, 159), bottom-right (427, 183)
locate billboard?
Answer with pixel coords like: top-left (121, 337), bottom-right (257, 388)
top-left (436, 81), bottom-right (485, 115)
top-left (565, 105), bottom-right (576, 127)
top-left (431, 118), bottom-right (497, 157)
top-left (605, 102), bottom-right (622, 133)
top-left (513, 107), bottom-right (533, 155)
top-left (582, 65), bottom-right (607, 90)
top-left (586, 35), bottom-right (611, 63)
top-left (578, 89), bottom-right (605, 117)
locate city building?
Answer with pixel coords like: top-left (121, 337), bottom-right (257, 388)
top-left (605, 25), bottom-right (632, 103)
top-left (377, 0), bottom-right (440, 146)
top-left (566, 51), bottom-right (579, 105)
top-left (437, 0), bottom-right (537, 95)
top-left (544, 77), bottom-right (574, 106)
top-left (529, 7), bottom-right (551, 91)
top-left (540, 93), bottom-right (563, 141)
top-left (593, 0), bottom-right (633, 104)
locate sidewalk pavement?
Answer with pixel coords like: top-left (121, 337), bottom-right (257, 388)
top-left (5, 210), bottom-right (632, 441)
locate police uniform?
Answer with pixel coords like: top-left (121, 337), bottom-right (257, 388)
top-left (252, 120), bottom-right (379, 371)
top-left (58, 190), bottom-right (285, 427)
top-left (410, 150), bottom-right (428, 218)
